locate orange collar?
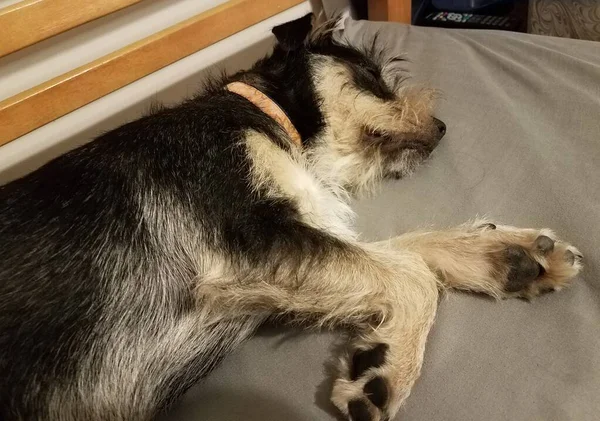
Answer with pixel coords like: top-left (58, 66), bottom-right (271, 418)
top-left (226, 82), bottom-right (302, 148)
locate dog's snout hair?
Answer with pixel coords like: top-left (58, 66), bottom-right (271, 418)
top-left (2, 13), bottom-right (580, 421)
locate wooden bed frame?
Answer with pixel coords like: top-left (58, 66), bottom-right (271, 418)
top-left (0, 0), bottom-right (304, 147)
top-left (368, 0), bottom-right (411, 24)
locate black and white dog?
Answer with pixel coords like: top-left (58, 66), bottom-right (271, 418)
top-left (0, 14), bottom-right (582, 421)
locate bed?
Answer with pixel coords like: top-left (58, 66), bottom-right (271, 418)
top-left (160, 19), bottom-right (600, 421)
top-left (1, 3), bottom-right (599, 421)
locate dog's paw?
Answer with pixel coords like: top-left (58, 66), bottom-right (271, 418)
top-left (488, 226), bottom-right (583, 299)
top-left (332, 344), bottom-right (400, 421)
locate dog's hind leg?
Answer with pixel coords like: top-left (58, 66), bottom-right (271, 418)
top-left (387, 219), bottom-right (583, 299)
top-left (196, 226), bottom-right (440, 421)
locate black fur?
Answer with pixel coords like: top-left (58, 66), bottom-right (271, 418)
top-left (271, 13), bottom-right (313, 52)
top-left (363, 377), bottom-right (388, 409)
top-left (0, 89), bottom-right (285, 418)
top-left (351, 343), bottom-right (389, 380)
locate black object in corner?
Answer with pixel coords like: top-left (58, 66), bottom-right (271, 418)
top-left (413, 0), bottom-right (528, 32)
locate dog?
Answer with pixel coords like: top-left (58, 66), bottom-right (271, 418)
top-left (0, 13), bottom-right (583, 421)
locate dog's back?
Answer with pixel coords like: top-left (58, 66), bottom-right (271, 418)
top-left (0, 91), bottom-right (279, 419)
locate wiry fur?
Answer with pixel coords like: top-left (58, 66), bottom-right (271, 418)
top-left (0, 14), bottom-right (582, 421)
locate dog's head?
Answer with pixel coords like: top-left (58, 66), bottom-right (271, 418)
top-left (271, 14), bottom-right (445, 193)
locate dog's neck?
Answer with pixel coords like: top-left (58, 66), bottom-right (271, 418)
top-left (226, 82), bottom-right (302, 147)
top-left (237, 49), bottom-right (325, 147)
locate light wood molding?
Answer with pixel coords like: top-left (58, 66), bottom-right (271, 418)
top-left (0, 0), bottom-right (144, 58)
top-left (0, 0), bottom-right (305, 146)
top-left (368, 0), bottom-right (411, 24)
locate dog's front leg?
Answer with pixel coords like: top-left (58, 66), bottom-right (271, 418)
top-left (196, 226), bottom-right (439, 421)
top-left (386, 219), bottom-right (582, 299)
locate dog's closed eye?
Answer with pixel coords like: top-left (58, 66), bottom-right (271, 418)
top-left (365, 127), bottom-right (382, 137)
top-left (363, 127), bottom-right (389, 143)
top-left (362, 127), bottom-right (401, 152)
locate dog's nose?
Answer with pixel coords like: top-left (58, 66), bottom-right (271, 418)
top-left (433, 117), bottom-right (446, 137)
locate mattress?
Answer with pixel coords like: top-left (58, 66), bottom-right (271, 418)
top-left (161, 20), bottom-right (600, 421)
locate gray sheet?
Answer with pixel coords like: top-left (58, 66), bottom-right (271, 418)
top-left (163, 21), bottom-right (600, 421)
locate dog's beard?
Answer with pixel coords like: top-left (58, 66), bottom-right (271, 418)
top-left (384, 148), bottom-right (430, 180)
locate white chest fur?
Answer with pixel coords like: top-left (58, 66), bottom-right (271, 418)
top-left (245, 131), bottom-right (356, 240)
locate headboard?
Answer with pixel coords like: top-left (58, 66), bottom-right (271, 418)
top-left (0, 0), bottom-right (309, 147)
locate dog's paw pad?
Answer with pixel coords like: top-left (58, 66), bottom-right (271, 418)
top-left (505, 245), bottom-right (541, 293)
top-left (565, 250), bottom-right (576, 265)
top-left (534, 235), bottom-right (555, 255)
top-left (333, 344), bottom-right (393, 421)
top-left (348, 400), bottom-right (372, 421)
top-left (564, 249), bottom-right (582, 265)
top-left (501, 233), bottom-right (582, 297)
top-left (364, 377), bottom-right (388, 409)
top-left (351, 343), bottom-right (388, 380)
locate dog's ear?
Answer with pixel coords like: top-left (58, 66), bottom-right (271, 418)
top-left (272, 13), bottom-right (313, 52)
